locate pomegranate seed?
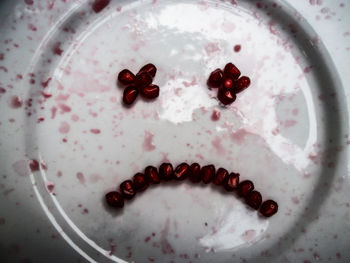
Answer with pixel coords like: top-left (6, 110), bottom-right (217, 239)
top-left (201, 165), bottom-right (215, 184)
top-left (245, 190), bottom-right (262, 210)
top-left (159, 163), bottom-right (174, 181)
top-left (207, 69), bottom-right (224, 88)
top-left (120, 180), bottom-right (136, 200)
top-left (212, 167), bottom-right (228, 185)
top-left (174, 163), bottom-right (190, 180)
top-left (222, 77), bottom-right (234, 90)
top-left (260, 200), bottom-right (278, 217)
top-left (118, 69), bottom-right (135, 86)
top-left (224, 172), bottom-right (240, 191)
top-left (123, 86), bottom-right (138, 105)
top-left (145, 166), bottom-right (160, 184)
top-left (138, 63), bottom-right (157, 78)
top-left (237, 180), bottom-right (254, 197)
top-left (217, 87), bottom-right (236, 105)
top-left (140, 84), bottom-right (159, 99)
top-left (105, 191), bottom-right (124, 208)
top-left (223, 63), bottom-right (241, 80)
top-left (133, 173), bottom-right (149, 192)
top-left (189, 163), bottom-right (201, 183)
top-left (234, 76), bottom-right (250, 93)
top-left (92, 0), bottom-right (110, 13)
top-left (135, 72), bottom-right (153, 88)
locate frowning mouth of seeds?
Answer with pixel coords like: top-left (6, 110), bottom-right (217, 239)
top-left (105, 162), bottom-right (278, 218)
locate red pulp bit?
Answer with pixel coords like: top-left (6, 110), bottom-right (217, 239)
top-left (174, 163), bottom-right (190, 181)
top-left (159, 163), bottom-right (174, 181)
top-left (189, 163), bottom-right (201, 183)
top-left (237, 180), bottom-right (254, 197)
top-left (145, 166), bottom-right (160, 184)
top-left (138, 63), bottom-right (157, 79)
top-left (245, 190), bottom-right (262, 210)
top-left (132, 173), bottom-right (149, 192)
top-left (201, 165), bottom-right (215, 184)
top-left (223, 62), bottom-right (241, 80)
top-left (140, 84), bottom-right (159, 99)
top-left (123, 86), bottom-right (138, 105)
top-left (260, 200), bottom-right (278, 217)
top-left (234, 76), bottom-right (251, 93)
top-left (135, 72), bottom-right (153, 88)
top-left (105, 191), bottom-right (124, 208)
top-left (224, 172), bottom-right (240, 191)
top-left (207, 69), bottom-right (224, 88)
top-left (120, 180), bottom-right (136, 200)
top-left (212, 167), bottom-right (229, 186)
top-left (217, 87), bottom-right (237, 105)
top-left (118, 69), bottom-right (135, 86)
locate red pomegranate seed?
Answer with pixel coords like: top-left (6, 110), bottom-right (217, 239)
top-left (118, 69), bottom-right (135, 86)
top-left (207, 69), bottom-right (224, 88)
top-left (189, 163), bottom-right (201, 183)
top-left (159, 163), bottom-right (174, 181)
top-left (140, 84), bottom-right (159, 99)
top-left (224, 63), bottom-right (241, 80)
top-left (138, 63), bottom-right (157, 78)
top-left (123, 86), bottom-right (138, 105)
top-left (132, 173), bottom-right (149, 192)
top-left (105, 191), bottom-right (124, 208)
top-left (120, 180), bottom-right (136, 200)
top-left (201, 165), bottom-right (215, 184)
top-left (174, 163), bottom-right (190, 180)
top-left (237, 180), bottom-right (254, 197)
top-left (224, 172), bottom-right (240, 191)
top-left (135, 72), bottom-right (153, 88)
top-left (145, 166), bottom-right (160, 184)
top-left (222, 77), bottom-right (234, 90)
top-left (92, 0), bottom-right (110, 13)
top-left (217, 87), bottom-right (236, 105)
top-left (234, 76), bottom-right (251, 93)
top-left (260, 200), bottom-right (278, 217)
top-left (212, 168), bottom-right (228, 186)
top-left (245, 190), bottom-right (262, 210)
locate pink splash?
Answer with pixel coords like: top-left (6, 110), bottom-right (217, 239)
top-left (59, 121), bottom-right (70, 134)
top-left (10, 96), bottom-right (23, 108)
top-left (211, 136), bottom-right (225, 155)
top-left (57, 171), bottom-right (62, 177)
top-left (241, 230), bottom-right (256, 243)
top-left (284, 119), bottom-right (297, 128)
top-left (90, 129), bottom-right (101, 134)
top-left (55, 93), bottom-right (70, 101)
top-left (12, 160), bottom-right (30, 176)
top-left (89, 173), bottom-right (103, 183)
top-left (71, 114), bottom-right (79, 121)
top-left (45, 182), bottom-right (55, 193)
top-left (205, 43), bottom-right (220, 56)
top-left (182, 76), bottom-right (198, 87)
top-left (24, 0), bottom-right (34, 5)
top-left (230, 129), bottom-right (250, 144)
top-left (222, 21), bottom-right (236, 33)
top-left (58, 103), bottom-right (71, 113)
top-left (51, 106), bottom-right (57, 119)
top-left (76, 172), bottom-right (86, 186)
top-left (160, 218), bottom-right (175, 254)
top-left (211, 108), bottom-right (221, 121)
top-left (116, 6), bottom-right (122, 12)
top-left (143, 131), bottom-right (156, 152)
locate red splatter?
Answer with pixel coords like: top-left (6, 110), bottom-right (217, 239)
top-left (45, 182), bottom-right (55, 193)
top-left (309, 0), bottom-right (316, 5)
top-left (10, 96), bottom-right (23, 108)
top-left (284, 119), bottom-right (297, 128)
top-left (145, 236), bottom-right (151, 243)
top-left (37, 117), bottom-right (45, 123)
top-left (28, 24), bottom-right (37, 31)
top-left (58, 103), bottom-right (71, 113)
top-left (76, 172), bottom-right (86, 186)
top-left (55, 93), bottom-right (70, 101)
top-left (205, 43), bottom-right (220, 55)
top-left (92, 0), bottom-right (110, 13)
top-left (24, 0), bottom-right (34, 5)
top-left (116, 6), bottom-right (122, 11)
top-left (71, 114), bottom-right (79, 121)
top-left (90, 129), bottom-right (101, 134)
top-left (41, 91), bottom-right (52, 98)
top-left (0, 53), bottom-right (4, 60)
top-left (12, 160), bottom-right (30, 176)
top-left (29, 159), bottom-right (40, 172)
top-left (0, 66), bottom-right (8, 72)
top-left (59, 121), bottom-right (70, 134)
top-left (160, 218), bottom-right (175, 254)
top-left (51, 106), bottom-right (57, 119)
top-left (52, 42), bottom-right (63, 56)
top-left (57, 171), bottom-right (62, 177)
top-left (143, 131), bottom-right (156, 152)
top-left (234, 44), bottom-right (241, 52)
top-left (41, 77), bottom-right (52, 88)
top-left (0, 87), bottom-right (6, 93)
top-left (211, 108), bottom-right (221, 121)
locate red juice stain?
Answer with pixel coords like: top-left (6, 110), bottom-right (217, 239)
top-left (0, 66), bottom-right (8, 72)
top-left (76, 172), bottom-right (86, 186)
top-left (24, 0), bottom-right (34, 5)
top-left (10, 96), bottom-right (23, 108)
top-left (90, 129), bottom-right (101, 134)
top-left (41, 91), bottom-right (52, 98)
top-left (59, 121), bottom-right (70, 134)
top-left (52, 42), bottom-right (63, 56)
top-left (45, 182), bottom-right (55, 193)
top-left (37, 117), bottom-right (45, 123)
top-left (92, 0), bottom-right (110, 13)
top-left (51, 106), bottom-right (57, 119)
top-left (16, 74), bottom-right (23, 79)
top-left (234, 44), bottom-right (241, 52)
top-left (29, 159), bottom-right (40, 172)
top-left (116, 6), bottom-right (122, 11)
top-left (143, 131), bottom-right (156, 152)
top-left (57, 171), bottom-right (62, 177)
top-left (28, 23), bottom-right (37, 31)
top-left (58, 103), bottom-right (71, 113)
top-left (41, 77), bottom-right (52, 88)
top-left (0, 87), bottom-right (6, 93)
top-left (0, 53), bottom-right (4, 60)
top-left (211, 108), bottom-right (221, 121)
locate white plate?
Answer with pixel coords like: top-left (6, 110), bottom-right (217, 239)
top-left (1, 0), bottom-right (349, 262)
